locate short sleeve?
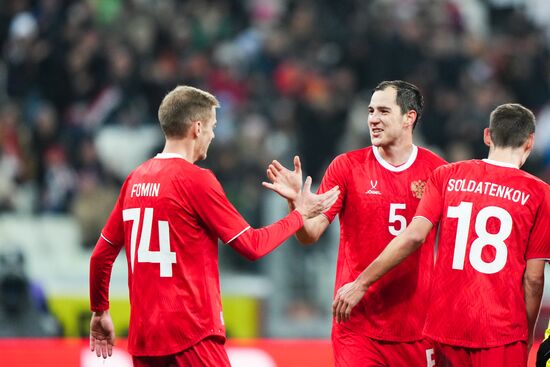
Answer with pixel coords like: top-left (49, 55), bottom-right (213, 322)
top-left (317, 154), bottom-right (348, 222)
top-left (187, 169), bottom-right (250, 244)
top-left (414, 165), bottom-right (446, 225)
top-left (525, 184), bottom-right (550, 259)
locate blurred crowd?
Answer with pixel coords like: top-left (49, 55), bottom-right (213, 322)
top-left (1, 0), bottom-right (550, 249)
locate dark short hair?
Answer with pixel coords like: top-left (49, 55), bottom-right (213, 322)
top-left (158, 86), bottom-right (219, 138)
top-left (489, 103), bottom-right (535, 148)
top-left (373, 80), bottom-right (423, 128)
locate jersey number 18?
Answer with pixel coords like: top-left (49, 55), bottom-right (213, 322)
top-left (447, 201), bottom-right (512, 274)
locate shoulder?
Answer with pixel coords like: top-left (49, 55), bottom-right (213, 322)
top-left (185, 165), bottom-right (220, 188)
top-left (334, 147), bottom-right (371, 165)
top-left (431, 159), bottom-right (474, 176)
top-left (427, 160), bottom-right (469, 183)
top-left (324, 147), bottom-right (371, 176)
top-left (516, 171), bottom-right (550, 201)
top-left (417, 147), bottom-right (447, 166)
top-left (514, 169), bottom-right (548, 186)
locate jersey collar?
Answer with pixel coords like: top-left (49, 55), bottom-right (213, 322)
top-left (155, 153), bottom-right (187, 160)
top-left (372, 145), bottom-right (418, 172)
top-left (482, 158), bottom-right (519, 169)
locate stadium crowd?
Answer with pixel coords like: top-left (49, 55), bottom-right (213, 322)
top-left (1, 0), bottom-right (550, 252)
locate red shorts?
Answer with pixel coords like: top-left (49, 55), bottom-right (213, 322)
top-left (332, 328), bottom-right (435, 367)
top-left (132, 336), bottom-right (231, 367)
top-left (435, 341), bottom-right (527, 367)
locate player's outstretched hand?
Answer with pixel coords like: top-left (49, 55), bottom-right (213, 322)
top-left (294, 176), bottom-right (339, 219)
top-left (90, 310), bottom-right (115, 359)
top-left (332, 281), bottom-right (366, 323)
top-left (262, 156), bottom-right (303, 201)
top-left (536, 337), bottom-right (550, 367)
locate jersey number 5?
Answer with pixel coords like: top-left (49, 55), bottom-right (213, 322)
top-left (389, 203), bottom-right (407, 236)
top-left (123, 208), bottom-right (177, 277)
top-left (447, 201), bottom-right (512, 274)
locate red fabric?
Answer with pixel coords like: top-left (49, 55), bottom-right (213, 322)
top-left (417, 159), bottom-right (550, 348)
top-left (435, 341), bottom-right (527, 367)
top-left (228, 210), bottom-right (303, 260)
top-left (332, 326), bottom-right (436, 367)
top-left (91, 155), bottom-right (303, 356)
top-left (132, 336), bottom-right (231, 367)
top-left (319, 146), bottom-right (447, 342)
top-left (89, 236), bottom-right (121, 311)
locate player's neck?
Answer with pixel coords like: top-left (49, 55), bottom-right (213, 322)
top-left (162, 139), bottom-right (196, 163)
top-left (376, 142), bottom-right (414, 166)
top-left (486, 148), bottom-right (523, 169)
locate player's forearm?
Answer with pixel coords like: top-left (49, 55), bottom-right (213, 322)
top-left (355, 231), bottom-right (423, 290)
top-left (229, 210), bottom-right (303, 260)
top-left (287, 199), bottom-right (313, 243)
top-left (295, 215), bottom-right (329, 244)
top-left (89, 236), bottom-right (119, 311)
top-left (355, 219), bottom-right (431, 290)
top-left (284, 198), bottom-right (327, 244)
top-left (524, 260), bottom-right (545, 343)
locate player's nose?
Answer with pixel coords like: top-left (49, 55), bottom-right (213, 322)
top-left (368, 116), bottom-right (381, 126)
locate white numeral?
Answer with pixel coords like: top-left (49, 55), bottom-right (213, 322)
top-left (122, 208), bottom-right (177, 277)
top-left (447, 202), bottom-right (511, 274)
top-left (389, 203), bottom-right (407, 236)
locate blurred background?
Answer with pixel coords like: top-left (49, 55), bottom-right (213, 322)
top-left (1, 0), bottom-right (550, 365)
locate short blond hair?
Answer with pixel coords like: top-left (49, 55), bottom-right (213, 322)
top-left (158, 86), bottom-right (219, 138)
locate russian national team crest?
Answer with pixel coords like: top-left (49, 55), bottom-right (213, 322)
top-left (410, 180), bottom-right (426, 199)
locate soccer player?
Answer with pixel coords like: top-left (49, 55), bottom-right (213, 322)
top-left (333, 103), bottom-right (550, 366)
top-left (88, 85), bottom-right (340, 367)
top-left (264, 80), bottom-right (447, 366)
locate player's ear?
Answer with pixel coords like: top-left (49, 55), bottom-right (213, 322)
top-left (525, 133), bottom-right (534, 152)
top-left (192, 120), bottom-right (201, 137)
top-left (404, 110), bottom-right (416, 128)
top-left (483, 128), bottom-right (491, 147)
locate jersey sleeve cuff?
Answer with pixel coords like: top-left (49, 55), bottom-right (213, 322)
top-left (412, 215), bottom-right (435, 225)
top-left (292, 209), bottom-right (304, 227)
top-left (91, 304), bottom-right (110, 312)
top-left (524, 255), bottom-right (550, 261)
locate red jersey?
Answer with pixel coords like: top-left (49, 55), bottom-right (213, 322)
top-left (416, 159), bottom-right (550, 348)
top-left (91, 153), bottom-right (303, 356)
top-left (319, 145), bottom-right (447, 341)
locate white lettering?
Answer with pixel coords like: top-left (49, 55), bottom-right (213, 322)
top-left (447, 179), bottom-right (455, 192)
top-left (503, 187), bottom-right (513, 200)
top-left (489, 183), bottom-right (497, 197)
top-left (131, 183), bottom-right (161, 197)
top-left (445, 179), bottom-right (529, 205)
top-left (474, 182), bottom-right (483, 194)
top-left (426, 348), bottom-right (435, 367)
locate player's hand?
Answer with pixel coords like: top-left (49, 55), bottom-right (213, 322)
top-left (262, 156), bottom-right (303, 202)
top-left (536, 337), bottom-right (550, 367)
top-left (332, 281), bottom-right (366, 323)
top-left (90, 310), bottom-right (115, 359)
top-left (294, 176), bottom-right (339, 219)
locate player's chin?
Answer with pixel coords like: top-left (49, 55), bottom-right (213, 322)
top-left (370, 137), bottom-right (383, 147)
